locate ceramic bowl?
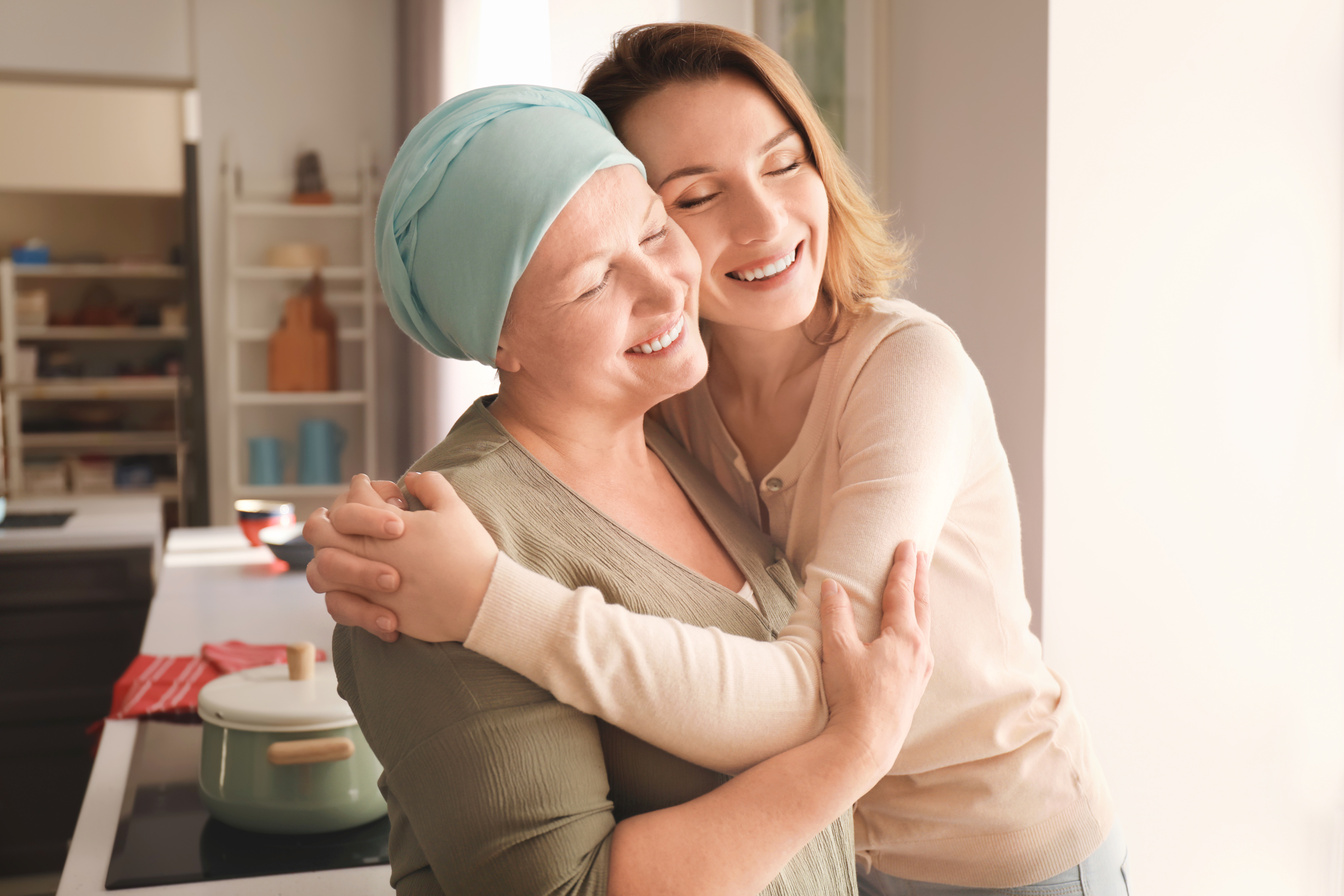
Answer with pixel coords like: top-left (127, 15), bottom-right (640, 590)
top-left (258, 522), bottom-right (314, 571)
top-left (235, 499), bottom-right (296, 547)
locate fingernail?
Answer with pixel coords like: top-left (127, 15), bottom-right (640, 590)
top-left (376, 616), bottom-right (395, 632)
top-left (821, 579), bottom-right (838, 598)
top-left (384, 519), bottom-right (401, 535)
top-left (918, 551), bottom-right (929, 565)
top-left (378, 574), bottom-right (395, 590)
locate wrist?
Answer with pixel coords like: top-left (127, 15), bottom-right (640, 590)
top-left (810, 725), bottom-right (888, 794)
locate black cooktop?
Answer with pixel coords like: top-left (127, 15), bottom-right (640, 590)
top-left (0, 511), bottom-right (73, 529)
top-left (105, 720), bottom-right (389, 889)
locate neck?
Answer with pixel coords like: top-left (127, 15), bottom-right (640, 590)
top-left (707, 307), bottom-right (830, 409)
top-left (487, 385), bottom-right (656, 487)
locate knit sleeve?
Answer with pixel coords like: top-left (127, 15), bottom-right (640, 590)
top-left (337, 629), bottom-right (616, 894)
top-left (463, 319), bottom-right (985, 774)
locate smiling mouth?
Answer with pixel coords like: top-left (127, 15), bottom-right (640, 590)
top-left (725, 244), bottom-right (800, 283)
top-left (627, 314), bottom-right (686, 355)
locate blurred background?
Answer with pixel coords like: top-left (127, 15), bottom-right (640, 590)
top-left (0, 2), bottom-right (1340, 895)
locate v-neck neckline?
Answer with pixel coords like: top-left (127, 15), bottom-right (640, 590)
top-left (698, 324), bottom-right (848, 501)
top-left (472, 401), bottom-right (777, 625)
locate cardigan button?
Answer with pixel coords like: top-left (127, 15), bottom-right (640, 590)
top-left (765, 478), bottom-right (783, 493)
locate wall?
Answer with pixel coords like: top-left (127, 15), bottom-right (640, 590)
top-left (0, 0), bottom-right (192, 83)
top-left (876, 0), bottom-right (1048, 630)
top-left (1045, 2), bottom-right (1344, 893)
top-left (193, 0), bottom-right (399, 522)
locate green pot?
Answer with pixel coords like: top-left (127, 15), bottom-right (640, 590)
top-left (197, 652), bottom-right (385, 834)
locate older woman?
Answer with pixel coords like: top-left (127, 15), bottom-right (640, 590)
top-left (331, 84), bottom-right (932, 896)
top-left (312, 23), bottom-right (1124, 896)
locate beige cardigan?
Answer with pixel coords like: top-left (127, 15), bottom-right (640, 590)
top-left (467, 301), bottom-right (1114, 887)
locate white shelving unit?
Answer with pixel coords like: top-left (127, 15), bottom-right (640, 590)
top-left (221, 149), bottom-right (378, 512)
top-left (0, 259), bottom-right (190, 509)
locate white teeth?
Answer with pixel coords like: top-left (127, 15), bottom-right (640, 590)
top-left (630, 314), bottom-right (685, 355)
top-left (731, 248), bottom-right (797, 283)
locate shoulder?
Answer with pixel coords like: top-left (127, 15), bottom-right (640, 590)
top-left (842, 299), bottom-right (970, 374)
top-left (831, 301), bottom-right (990, 430)
top-left (404, 399), bottom-right (514, 489)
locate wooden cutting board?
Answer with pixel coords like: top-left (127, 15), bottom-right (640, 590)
top-left (268, 279), bottom-right (337, 391)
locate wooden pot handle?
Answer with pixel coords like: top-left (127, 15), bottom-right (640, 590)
top-left (267, 736), bottom-right (355, 766)
top-left (287, 641), bottom-right (316, 680)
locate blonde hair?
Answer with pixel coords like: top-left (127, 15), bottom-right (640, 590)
top-left (581, 22), bottom-right (911, 336)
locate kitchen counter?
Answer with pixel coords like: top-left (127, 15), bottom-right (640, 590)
top-left (56, 526), bottom-right (390, 895)
top-left (0, 494), bottom-right (163, 570)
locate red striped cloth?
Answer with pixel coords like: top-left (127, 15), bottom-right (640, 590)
top-left (107, 641), bottom-right (328, 721)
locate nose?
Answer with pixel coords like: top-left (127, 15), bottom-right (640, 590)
top-left (727, 181), bottom-right (787, 245)
top-left (632, 239), bottom-right (696, 316)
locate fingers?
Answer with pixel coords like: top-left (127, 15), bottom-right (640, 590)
top-left (912, 550), bottom-right (931, 639)
top-left (818, 578), bottom-right (860, 656)
top-left (308, 545), bottom-right (401, 594)
top-left (348, 474), bottom-right (404, 509)
top-left (368, 477), bottom-right (407, 508)
top-left (325, 590), bottom-right (400, 643)
top-left (329, 500), bottom-right (405, 538)
top-left (404, 470), bottom-right (460, 512)
top-left (880, 541), bottom-right (920, 637)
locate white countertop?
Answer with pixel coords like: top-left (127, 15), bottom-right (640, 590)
top-left (0, 495), bottom-right (163, 570)
top-left (56, 526), bottom-right (391, 896)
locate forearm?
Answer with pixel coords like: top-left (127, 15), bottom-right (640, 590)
top-left (608, 727), bottom-right (871, 896)
top-left (466, 554), bottom-right (827, 773)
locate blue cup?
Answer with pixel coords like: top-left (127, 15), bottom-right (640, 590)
top-left (248, 436), bottom-right (287, 486)
top-left (298, 419), bottom-right (346, 485)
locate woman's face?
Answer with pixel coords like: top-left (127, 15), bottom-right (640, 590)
top-left (496, 164), bottom-right (707, 418)
top-left (618, 73), bottom-right (830, 336)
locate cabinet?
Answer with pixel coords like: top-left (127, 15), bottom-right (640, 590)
top-left (221, 150), bottom-right (378, 516)
top-left (0, 259), bottom-right (191, 516)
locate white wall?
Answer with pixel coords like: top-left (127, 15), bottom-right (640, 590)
top-left (193, 0), bottom-right (398, 522)
top-left (876, 0), bottom-right (1048, 629)
top-left (1045, 2), bottom-right (1344, 893)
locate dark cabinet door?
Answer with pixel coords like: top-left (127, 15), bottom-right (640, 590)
top-left (0, 546), bottom-right (154, 877)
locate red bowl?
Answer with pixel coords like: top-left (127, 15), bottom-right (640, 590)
top-left (235, 500), bottom-right (296, 547)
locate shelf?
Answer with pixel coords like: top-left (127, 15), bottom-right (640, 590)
top-left (8, 377), bottom-right (179, 399)
top-left (233, 327), bottom-right (367, 342)
top-left (17, 326), bottom-right (187, 341)
top-left (233, 265), bottom-right (367, 281)
top-left (9, 263), bottom-right (184, 280)
top-left (233, 390), bottom-right (367, 406)
top-left (22, 431), bottom-right (181, 454)
top-left (233, 201), bottom-right (363, 218)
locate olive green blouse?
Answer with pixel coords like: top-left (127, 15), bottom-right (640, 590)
top-left (333, 399), bottom-right (856, 895)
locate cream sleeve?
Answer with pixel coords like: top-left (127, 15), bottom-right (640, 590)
top-left (463, 320), bottom-right (984, 774)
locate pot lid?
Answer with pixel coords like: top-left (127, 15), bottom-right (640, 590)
top-left (197, 660), bottom-right (355, 732)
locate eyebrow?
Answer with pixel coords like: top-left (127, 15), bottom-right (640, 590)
top-left (558, 194), bottom-right (663, 286)
top-left (655, 127), bottom-right (800, 190)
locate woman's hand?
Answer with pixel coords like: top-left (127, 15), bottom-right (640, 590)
top-left (304, 472), bottom-right (499, 644)
top-left (816, 541), bottom-right (933, 791)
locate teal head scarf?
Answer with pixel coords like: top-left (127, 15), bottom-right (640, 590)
top-left (376, 84), bottom-right (645, 366)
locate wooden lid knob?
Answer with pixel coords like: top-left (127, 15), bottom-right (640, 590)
top-left (287, 641), bottom-right (316, 680)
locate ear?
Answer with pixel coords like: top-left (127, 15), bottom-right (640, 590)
top-left (494, 341), bottom-right (522, 373)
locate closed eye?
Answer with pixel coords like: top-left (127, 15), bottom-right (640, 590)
top-left (673, 193), bottom-right (718, 211)
top-left (768, 160), bottom-right (802, 176)
top-left (642, 225), bottom-right (669, 245)
top-left (578, 271), bottom-right (610, 301)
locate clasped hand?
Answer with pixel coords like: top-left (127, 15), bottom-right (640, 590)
top-left (304, 472), bottom-right (498, 643)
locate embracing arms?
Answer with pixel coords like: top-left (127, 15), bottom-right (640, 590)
top-left (340, 543), bottom-right (931, 895)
